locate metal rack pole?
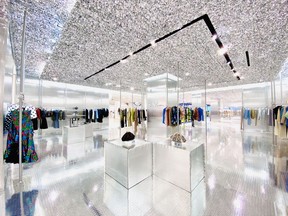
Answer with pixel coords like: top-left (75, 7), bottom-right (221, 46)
top-left (204, 80), bottom-right (207, 164)
top-left (19, 9), bottom-right (27, 184)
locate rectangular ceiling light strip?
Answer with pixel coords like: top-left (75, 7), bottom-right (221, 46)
top-left (84, 14), bottom-right (240, 81)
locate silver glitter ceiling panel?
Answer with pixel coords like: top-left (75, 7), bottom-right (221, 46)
top-left (8, 0), bottom-right (288, 91)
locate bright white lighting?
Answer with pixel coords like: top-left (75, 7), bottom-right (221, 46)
top-left (208, 82), bottom-right (212, 86)
top-left (233, 195), bottom-right (243, 210)
top-left (240, 76), bottom-right (244, 79)
top-left (151, 40), bottom-right (156, 47)
top-left (52, 77), bottom-right (58, 81)
top-left (105, 83), bottom-right (112, 86)
top-left (129, 52), bottom-right (133, 56)
top-left (130, 87), bottom-right (134, 91)
top-left (144, 73), bottom-right (149, 76)
top-left (93, 185), bottom-right (99, 192)
top-left (218, 46), bottom-right (228, 55)
top-left (227, 61), bottom-right (231, 65)
top-left (212, 34), bottom-right (218, 40)
top-left (120, 59), bottom-right (128, 63)
top-left (185, 72), bottom-right (190, 76)
top-left (233, 72), bottom-right (240, 77)
top-left (261, 185), bottom-right (265, 194)
top-left (49, 191), bottom-right (59, 202)
top-left (208, 174), bottom-right (216, 190)
top-left (116, 85), bottom-right (121, 88)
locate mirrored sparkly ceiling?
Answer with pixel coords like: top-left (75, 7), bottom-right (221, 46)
top-left (9, 0), bottom-right (288, 92)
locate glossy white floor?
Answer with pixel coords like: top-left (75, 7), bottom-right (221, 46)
top-left (1, 117), bottom-right (287, 216)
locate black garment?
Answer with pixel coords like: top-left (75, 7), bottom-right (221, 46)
top-left (97, 109), bottom-right (104, 123)
top-left (85, 109), bottom-right (89, 123)
top-left (143, 110), bottom-right (147, 121)
top-left (89, 109), bottom-right (93, 123)
top-left (32, 118), bottom-right (38, 130)
top-left (138, 110), bottom-right (141, 124)
top-left (273, 106), bottom-right (282, 122)
top-left (40, 110), bottom-right (48, 129)
top-left (103, 108), bottom-right (109, 117)
top-left (191, 110), bottom-right (195, 127)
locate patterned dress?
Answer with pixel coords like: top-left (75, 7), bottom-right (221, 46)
top-left (4, 110), bottom-right (38, 163)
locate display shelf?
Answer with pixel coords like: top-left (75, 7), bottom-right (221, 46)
top-left (105, 139), bottom-right (152, 189)
top-left (153, 139), bottom-right (204, 192)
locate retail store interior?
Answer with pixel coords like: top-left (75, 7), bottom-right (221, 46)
top-left (0, 1), bottom-right (288, 216)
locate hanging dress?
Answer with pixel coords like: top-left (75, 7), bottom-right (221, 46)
top-left (4, 110), bottom-right (38, 163)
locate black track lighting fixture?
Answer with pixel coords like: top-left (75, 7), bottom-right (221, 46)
top-left (84, 14), bottom-right (240, 81)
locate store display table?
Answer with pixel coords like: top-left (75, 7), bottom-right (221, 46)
top-left (62, 125), bottom-right (85, 144)
top-left (153, 140), bottom-right (204, 192)
top-left (105, 139), bottom-right (152, 189)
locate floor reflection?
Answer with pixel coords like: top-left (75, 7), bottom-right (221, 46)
top-left (2, 119), bottom-right (287, 215)
top-left (6, 189), bottom-right (38, 216)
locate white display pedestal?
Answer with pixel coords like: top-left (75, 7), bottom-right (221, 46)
top-left (105, 139), bottom-right (152, 189)
top-left (62, 126), bottom-right (85, 144)
top-left (153, 140), bottom-right (204, 192)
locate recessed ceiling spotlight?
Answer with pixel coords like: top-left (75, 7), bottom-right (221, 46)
top-left (105, 83), bottom-right (112, 86)
top-left (130, 87), bottom-right (134, 91)
top-left (52, 77), bottom-right (58, 81)
top-left (233, 72), bottom-right (240, 77)
top-left (185, 72), bottom-right (190, 76)
top-left (259, 79), bottom-right (263, 82)
top-left (227, 61), bottom-right (231, 65)
top-left (208, 82), bottom-right (212, 86)
top-left (151, 40), bottom-right (156, 47)
top-left (218, 46), bottom-right (227, 55)
top-left (120, 59), bottom-right (128, 63)
top-left (212, 34), bottom-right (218, 40)
top-left (144, 73), bottom-right (149, 76)
top-left (129, 52), bottom-right (133, 56)
top-left (116, 84), bottom-right (121, 88)
top-left (240, 76), bottom-right (244, 79)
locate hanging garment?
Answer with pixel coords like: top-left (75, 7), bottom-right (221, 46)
top-left (4, 110), bottom-right (38, 163)
top-left (279, 106), bottom-right (287, 138)
top-left (254, 110), bottom-right (259, 126)
top-left (8, 104), bottom-right (37, 119)
top-left (97, 109), bottom-right (104, 123)
top-left (162, 107), bottom-right (167, 124)
top-left (127, 108), bottom-right (132, 127)
top-left (103, 108), bottom-right (109, 117)
top-left (40, 109), bottom-right (48, 129)
top-left (52, 110), bottom-right (60, 128)
top-left (4, 112), bottom-right (12, 131)
top-left (193, 108), bottom-right (199, 121)
top-left (85, 109), bottom-right (89, 123)
top-left (143, 110), bottom-right (147, 121)
top-left (89, 109), bottom-right (93, 123)
top-left (138, 109), bottom-right (141, 124)
top-left (268, 109), bottom-right (273, 126)
top-left (198, 107), bottom-right (204, 121)
top-left (134, 108), bottom-right (138, 133)
top-left (244, 109), bottom-right (251, 125)
top-left (119, 109), bottom-right (124, 128)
